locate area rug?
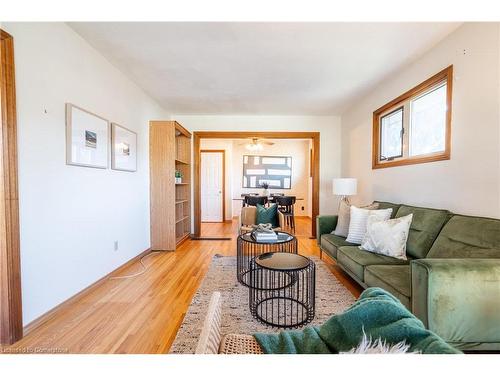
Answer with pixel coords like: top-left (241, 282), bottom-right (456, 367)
top-left (170, 254), bottom-right (356, 353)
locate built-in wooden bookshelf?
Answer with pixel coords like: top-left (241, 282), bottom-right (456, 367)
top-left (150, 121), bottom-right (191, 250)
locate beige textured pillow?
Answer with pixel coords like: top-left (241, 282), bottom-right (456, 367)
top-left (346, 207), bottom-right (393, 244)
top-left (360, 214), bottom-right (413, 260)
top-left (333, 202), bottom-right (379, 237)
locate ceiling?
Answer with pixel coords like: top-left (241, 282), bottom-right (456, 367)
top-left (70, 22), bottom-right (460, 115)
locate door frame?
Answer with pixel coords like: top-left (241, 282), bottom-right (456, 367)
top-left (200, 149), bottom-right (226, 223)
top-left (193, 131), bottom-right (320, 238)
top-left (0, 29), bottom-right (23, 345)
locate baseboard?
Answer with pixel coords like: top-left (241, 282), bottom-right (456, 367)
top-left (23, 248), bottom-right (151, 336)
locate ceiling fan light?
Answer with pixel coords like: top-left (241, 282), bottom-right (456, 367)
top-left (245, 143), bottom-right (263, 151)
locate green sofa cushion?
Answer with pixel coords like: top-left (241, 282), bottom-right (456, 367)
top-left (364, 265), bottom-right (411, 309)
top-left (337, 246), bottom-right (408, 282)
top-left (427, 215), bottom-right (500, 259)
top-left (395, 204), bottom-right (451, 259)
top-left (320, 234), bottom-right (354, 259)
top-left (256, 203), bottom-right (278, 227)
top-left (374, 201), bottom-right (401, 218)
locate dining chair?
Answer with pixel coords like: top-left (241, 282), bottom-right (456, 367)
top-left (241, 193), bottom-right (259, 207)
top-left (244, 195), bottom-right (268, 207)
top-left (275, 196), bottom-right (296, 232)
top-left (268, 193), bottom-right (284, 204)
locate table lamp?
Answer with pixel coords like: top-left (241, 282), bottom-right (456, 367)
top-left (332, 178), bottom-right (357, 205)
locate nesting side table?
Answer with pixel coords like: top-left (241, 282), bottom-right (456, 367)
top-left (236, 231), bottom-right (297, 288)
top-left (249, 252), bottom-right (316, 329)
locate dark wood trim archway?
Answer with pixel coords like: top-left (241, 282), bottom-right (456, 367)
top-left (0, 29), bottom-right (22, 345)
top-left (193, 131), bottom-right (320, 238)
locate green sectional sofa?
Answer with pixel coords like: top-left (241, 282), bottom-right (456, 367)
top-left (316, 201), bottom-right (500, 351)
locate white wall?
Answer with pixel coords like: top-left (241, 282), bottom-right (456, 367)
top-left (341, 23), bottom-right (500, 218)
top-left (230, 139), bottom-right (311, 217)
top-left (174, 115), bottom-right (343, 219)
top-left (2, 23), bottom-right (169, 324)
top-left (200, 139), bottom-right (234, 220)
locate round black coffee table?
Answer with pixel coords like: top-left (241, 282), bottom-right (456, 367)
top-left (237, 231), bottom-right (297, 288)
top-left (249, 252), bottom-right (315, 329)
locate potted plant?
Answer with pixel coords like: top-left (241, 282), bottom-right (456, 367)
top-left (175, 170), bottom-right (183, 184)
top-left (260, 182), bottom-right (270, 197)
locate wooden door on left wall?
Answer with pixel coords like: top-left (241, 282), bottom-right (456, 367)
top-left (200, 151), bottom-right (224, 222)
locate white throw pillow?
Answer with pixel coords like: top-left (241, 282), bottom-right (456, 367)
top-left (360, 214), bottom-right (413, 260)
top-left (333, 201), bottom-right (379, 237)
top-left (346, 207), bottom-right (393, 244)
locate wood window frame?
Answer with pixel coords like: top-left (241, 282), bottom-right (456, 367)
top-left (372, 65), bottom-right (453, 169)
top-left (379, 106), bottom-right (404, 161)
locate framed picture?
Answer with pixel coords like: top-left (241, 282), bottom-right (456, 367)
top-left (66, 103), bottom-right (109, 169)
top-left (111, 123), bottom-right (137, 172)
top-left (242, 155), bottom-right (292, 189)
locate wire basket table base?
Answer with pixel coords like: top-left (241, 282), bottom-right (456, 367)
top-left (249, 253), bottom-right (315, 329)
top-left (237, 232), bottom-right (297, 288)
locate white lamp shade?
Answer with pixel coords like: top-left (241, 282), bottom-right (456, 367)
top-left (333, 178), bottom-right (357, 196)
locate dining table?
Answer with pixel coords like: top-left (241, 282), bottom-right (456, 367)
top-left (232, 195), bottom-right (304, 202)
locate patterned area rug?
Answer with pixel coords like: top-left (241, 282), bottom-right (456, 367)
top-left (170, 255), bottom-right (356, 353)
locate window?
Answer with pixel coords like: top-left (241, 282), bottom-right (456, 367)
top-left (372, 66), bottom-right (452, 169)
top-left (409, 83), bottom-right (447, 157)
top-left (380, 107), bottom-right (403, 160)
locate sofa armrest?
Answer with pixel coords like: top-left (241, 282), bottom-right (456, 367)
top-left (411, 259), bottom-right (500, 350)
top-left (316, 215), bottom-right (338, 245)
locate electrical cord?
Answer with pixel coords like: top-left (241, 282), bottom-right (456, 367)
top-left (108, 250), bottom-right (161, 280)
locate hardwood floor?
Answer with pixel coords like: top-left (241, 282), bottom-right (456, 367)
top-left (1, 217), bottom-right (362, 354)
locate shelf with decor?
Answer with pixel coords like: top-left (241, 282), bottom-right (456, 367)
top-left (150, 120), bottom-right (192, 250)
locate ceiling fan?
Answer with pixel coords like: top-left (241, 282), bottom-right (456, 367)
top-left (239, 137), bottom-right (275, 151)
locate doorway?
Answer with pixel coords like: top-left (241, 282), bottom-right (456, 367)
top-left (200, 150), bottom-right (225, 223)
top-left (193, 131), bottom-right (320, 238)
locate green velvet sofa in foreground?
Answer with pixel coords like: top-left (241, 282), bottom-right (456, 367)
top-left (316, 201), bottom-right (500, 352)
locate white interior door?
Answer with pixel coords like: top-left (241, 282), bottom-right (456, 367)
top-left (201, 152), bottom-right (223, 222)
